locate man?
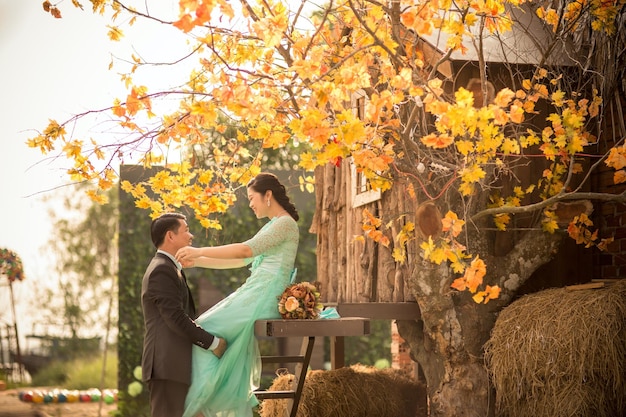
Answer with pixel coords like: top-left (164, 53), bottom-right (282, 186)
top-left (141, 212), bottom-right (227, 417)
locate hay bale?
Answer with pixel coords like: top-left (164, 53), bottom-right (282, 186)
top-left (484, 279), bottom-right (626, 417)
top-left (259, 365), bottom-right (426, 417)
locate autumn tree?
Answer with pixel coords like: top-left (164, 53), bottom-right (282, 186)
top-left (32, 0), bottom-right (625, 415)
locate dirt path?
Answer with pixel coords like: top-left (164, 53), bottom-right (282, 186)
top-left (0, 388), bottom-right (117, 417)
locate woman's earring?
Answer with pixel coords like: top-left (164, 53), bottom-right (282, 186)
top-left (267, 200), bottom-right (270, 207)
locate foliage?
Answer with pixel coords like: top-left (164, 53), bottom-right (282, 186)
top-left (29, 0), bottom-right (625, 304)
top-left (30, 360), bottom-right (66, 387)
top-left (31, 353), bottom-right (118, 390)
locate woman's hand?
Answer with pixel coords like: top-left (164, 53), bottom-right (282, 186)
top-left (179, 258), bottom-right (195, 268)
top-left (176, 246), bottom-right (202, 266)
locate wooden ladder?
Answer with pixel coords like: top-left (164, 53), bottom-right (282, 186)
top-left (254, 336), bottom-right (315, 417)
top-left (253, 318), bottom-right (370, 417)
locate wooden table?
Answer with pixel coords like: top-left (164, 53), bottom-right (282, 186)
top-left (253, 317), bottom-right (370, 417)
top-left (332, 302), bottom-right (420, 369)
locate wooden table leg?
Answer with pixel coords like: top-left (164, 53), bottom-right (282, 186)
top-left (330, 336), bottom-right (345, 370)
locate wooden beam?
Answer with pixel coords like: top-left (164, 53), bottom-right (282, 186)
top-left (336, 302), bottom-right (420, 320)
top-left (254, 317), bottom-right (370, 338)
top-left (566, 282), bottom-right (604, 291)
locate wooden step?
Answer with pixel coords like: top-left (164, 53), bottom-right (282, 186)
top-left (254, 389), bottom-right (296, 399)
top-left (261, 355), bottom-right (305, 363)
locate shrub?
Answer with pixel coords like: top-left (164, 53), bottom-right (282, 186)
top-left (31, 352), bottom-right (118, 390)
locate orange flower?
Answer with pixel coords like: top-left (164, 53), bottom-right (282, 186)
top-left (285, 296), bottom-right (300, 312)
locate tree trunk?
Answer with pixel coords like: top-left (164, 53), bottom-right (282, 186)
top-left (399, 230), bottom-right (563, 416)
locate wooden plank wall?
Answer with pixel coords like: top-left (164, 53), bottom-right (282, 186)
top-left (312, 164), bottom-right (418, 304)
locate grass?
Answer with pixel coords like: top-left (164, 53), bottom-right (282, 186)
top-left (31, 351), bottom-right (118, 390)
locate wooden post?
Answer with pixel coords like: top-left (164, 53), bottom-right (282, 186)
top-left (9, 280), bottom-right (24, 381)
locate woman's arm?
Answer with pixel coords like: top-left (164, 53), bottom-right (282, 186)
top-left (176, 243), bottom-right (253, 265)
top-left (188, 256), bottom-right (248, 269)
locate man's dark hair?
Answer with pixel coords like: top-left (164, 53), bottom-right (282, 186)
top-left (151, 212), bottom-right (186, 248)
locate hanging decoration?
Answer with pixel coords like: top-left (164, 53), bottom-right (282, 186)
top-left (0, 248), bottom-right (25, 282)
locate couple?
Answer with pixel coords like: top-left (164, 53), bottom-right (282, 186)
top-left (141, 172), bottom-right (300, 417)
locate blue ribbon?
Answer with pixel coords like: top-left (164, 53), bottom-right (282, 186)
top-left (319, 307), bottom-right (340, 319)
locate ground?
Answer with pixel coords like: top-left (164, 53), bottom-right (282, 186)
top-left (0, 388), bottom-right (117, 417)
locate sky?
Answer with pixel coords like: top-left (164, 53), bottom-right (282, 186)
top-left (0, 0), bottom-right (185, 347)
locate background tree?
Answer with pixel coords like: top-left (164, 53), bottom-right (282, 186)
top-left (36, 183), bottom-right (119, 345)
top-left (31, 0), bottom-right (625, 415)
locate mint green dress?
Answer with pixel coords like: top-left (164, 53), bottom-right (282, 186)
top-left (183, 215), bottom-right (299, 417)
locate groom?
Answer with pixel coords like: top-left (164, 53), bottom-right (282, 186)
top-left (141, 212), bottom-right (227, 417)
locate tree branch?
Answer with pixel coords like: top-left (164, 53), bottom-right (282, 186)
top-left (471, 189), bottom-right (626, 222)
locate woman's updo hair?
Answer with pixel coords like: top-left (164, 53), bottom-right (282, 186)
top-left (247, 172), bottom-right (299, 221)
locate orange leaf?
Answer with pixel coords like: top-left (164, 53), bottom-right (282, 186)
top-left (509, 105), bottom-right (525, 123)
top-left (441, 211), bottom-right (465, 237)
top-left (493, 88), bottom-right (515, 107)
top-left (483, 285), bottom-right (501, 302)
top-left (421, 133), bottom-right (454, 149)
top-left (451, 277), bottom-right (467, 291)
top-left (463, 256), bottom-right (486, 293)
top-left (173, 14), bottom-right (195, 32)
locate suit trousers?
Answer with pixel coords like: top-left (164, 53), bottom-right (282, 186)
top-left (147, 379), bottom-right (189, 417)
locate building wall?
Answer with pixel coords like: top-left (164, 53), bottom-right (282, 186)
top-left (592, 92), bottom-right (626, 280)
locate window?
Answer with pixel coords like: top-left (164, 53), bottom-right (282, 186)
top-left (350, 89), bottom-right (381, 208)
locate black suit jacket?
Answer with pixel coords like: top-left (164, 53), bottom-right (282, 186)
top-left (141, 252), bottom-right (214, 385)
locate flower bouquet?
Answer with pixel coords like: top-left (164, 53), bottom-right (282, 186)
top-left (277, 281), bottom-right (323, 319)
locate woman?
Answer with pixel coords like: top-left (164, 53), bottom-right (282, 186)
top-left (175, 172), bottom-right (300, 417)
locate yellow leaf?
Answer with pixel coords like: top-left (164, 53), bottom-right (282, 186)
top-left (551, 90), bottom-right (566, 106)
top-left (86, 189), bottom-right (108, 204)
top-left (107, 25), bottom-right (123, 41)
top-left (459, 182), bottom-right (475, 196)
top-left (460, 164), bottom-right (486, 184)
top-left (493, 213), bottom-right (510, 231)
top-left (450, 259), bottom-right (466, 274)
top-left (472, 291), bottom-right (486, 303)
top-left (501, 138), bottom-right (520, 155)
top-left (392, 247), bottom-right (406, 263)
top-left (455, 87), bottom-right (475, 108)
top-left (456, 139), bottom-right (474, 155)
top-left (430, 247), bottom-right (447, 264)
top-left (420, 236), bottom-right (435, 259)
top-left (542, 210), bottom-right (559, 233)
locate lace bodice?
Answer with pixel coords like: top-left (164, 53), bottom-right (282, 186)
top-left (243, 215), bottom-right (299, 278)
